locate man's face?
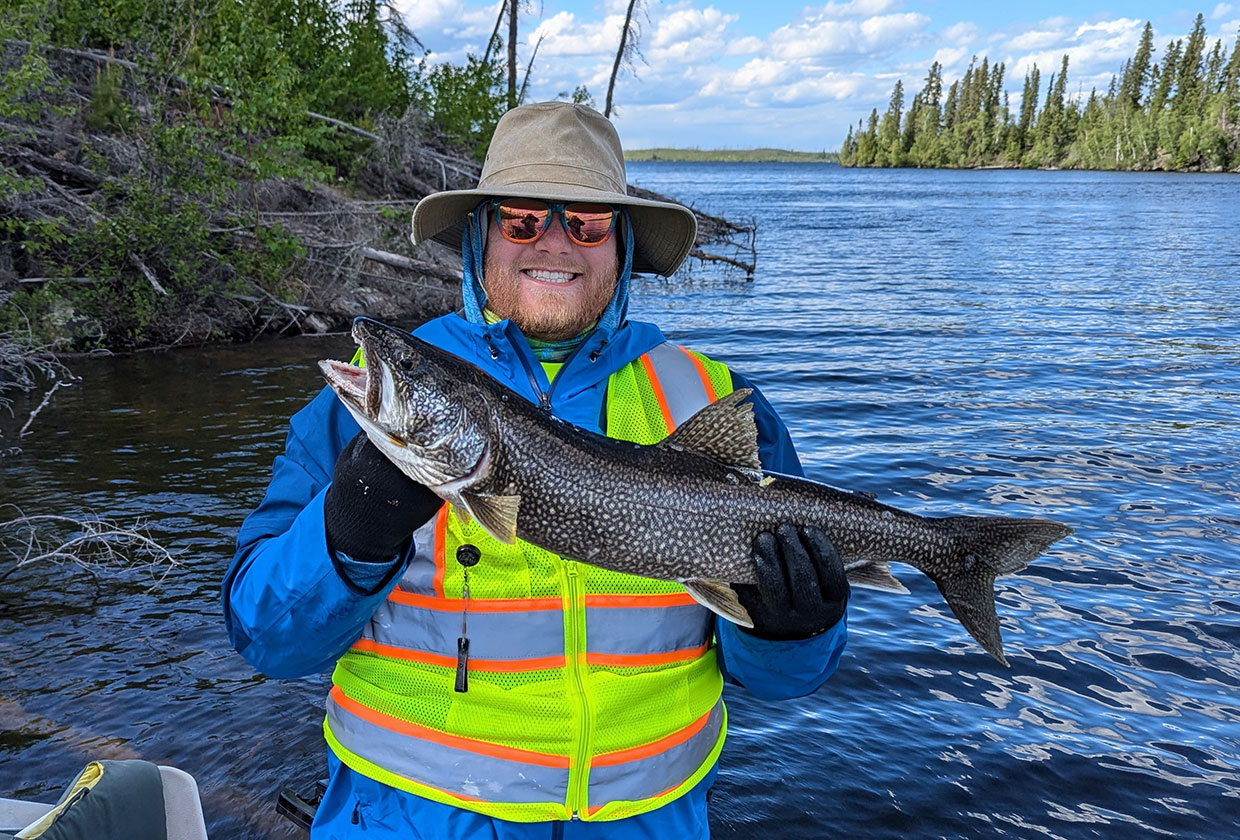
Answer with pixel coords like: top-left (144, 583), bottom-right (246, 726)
top-left (483, 206), bottom-right (620, 341)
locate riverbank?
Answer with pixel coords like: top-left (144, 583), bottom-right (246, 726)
top-left (0, 39), bottom-right (753, 358)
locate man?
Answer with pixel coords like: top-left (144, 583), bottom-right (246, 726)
top-left (222, 102), bottom-right (848, 839)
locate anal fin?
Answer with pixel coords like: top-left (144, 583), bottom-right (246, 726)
top-left (844, 559), bottom-right (909, 593)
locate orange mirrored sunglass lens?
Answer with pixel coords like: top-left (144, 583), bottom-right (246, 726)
top-left (562, 204), bottom-right (614, 244)
top-left (495, 200), bottom-right (616, 246)
top-left (497, 199), bottom-right (549, 242)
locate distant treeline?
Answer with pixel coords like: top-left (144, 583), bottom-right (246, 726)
top-left (841, 13), bottom-right (1240, 172)
top-left (627, 148), bottom-right (837, 163)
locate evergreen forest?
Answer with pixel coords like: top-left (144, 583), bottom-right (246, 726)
top-left (841, 14), bottom-right (1240, 172)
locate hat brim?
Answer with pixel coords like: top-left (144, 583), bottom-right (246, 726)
top-left (412, 183), bottom-right (698, 277)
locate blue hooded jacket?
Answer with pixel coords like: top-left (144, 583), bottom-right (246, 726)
top-left (222, 218), bottom-right (846, 837)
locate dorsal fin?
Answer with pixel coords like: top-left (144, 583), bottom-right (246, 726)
top-left (659, 388), bottom-right (761, 472)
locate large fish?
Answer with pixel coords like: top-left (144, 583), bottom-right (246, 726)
top-left (320, 317), bottom-right (1073, 666)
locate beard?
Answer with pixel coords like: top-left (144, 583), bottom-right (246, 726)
top-left (482, 250), bottom-right (619, 341)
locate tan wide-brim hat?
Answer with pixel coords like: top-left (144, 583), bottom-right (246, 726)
top-left (411, 102), bottom-right (697, 277)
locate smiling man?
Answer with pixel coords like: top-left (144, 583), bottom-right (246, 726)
top-left (222, 102), bottom-right (849, 839)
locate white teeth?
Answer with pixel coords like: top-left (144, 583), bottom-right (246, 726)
top-left (526, 270), bottom-right (576, 283)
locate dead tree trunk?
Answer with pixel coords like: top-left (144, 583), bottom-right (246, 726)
top-left (605, 0), bottom-right (640, 118)
top-left (483, 0), bottom-right (506, 66)
top-left (507, 0), bottom-right (518, 110)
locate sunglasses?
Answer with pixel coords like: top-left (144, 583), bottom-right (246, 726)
top-left (491, 198), bottom-right (618, 247)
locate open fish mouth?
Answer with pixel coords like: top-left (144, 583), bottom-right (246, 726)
top-left (318, 358), bottom-right (372, 418)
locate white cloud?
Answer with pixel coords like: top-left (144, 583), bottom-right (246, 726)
top-left (815, 0), bottom-right (903, 19)
top-left (1006, 27), bottom-right (1068, 52)
top-left (769, 12), bottom-right (930, 61)
top-left (930, 46), bottom-right (971, 70)
top-left (942, 22), bottom-right (980, 45)
top-left (1212, 4), bottom-right (1236, 21)
top-left (1074, 18), bottom-right (1142, 38)
top-left (652, 7), bottom-right (735, 49)
top-left (396, 0), bottom-right (497, 41)
top-left (725, 36), bottom-right (765, 56)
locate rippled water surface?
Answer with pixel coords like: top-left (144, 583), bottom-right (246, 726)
top-left (2, 165), bottom-right (1238, 839)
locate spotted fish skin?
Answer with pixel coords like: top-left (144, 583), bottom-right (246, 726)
top-left (320, 317), bottom-right (1073, 666)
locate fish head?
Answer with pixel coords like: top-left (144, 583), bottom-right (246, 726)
top-left (319, 317), bottom-right (491, 494)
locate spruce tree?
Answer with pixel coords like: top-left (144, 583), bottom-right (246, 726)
top-left (1150, 41), bottom-right (1181, 114)
top-left (1174, 14), bottom-right (1208, 115)
top-left (1120, 22), bottom-right (1155, 109)
top-left (876, 79), bottom-right (904, 165)
top-left (1016, 65), bottom-right (1040, 155)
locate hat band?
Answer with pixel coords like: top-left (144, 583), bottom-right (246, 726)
top-left (480, 162), bottom-right (626, 195)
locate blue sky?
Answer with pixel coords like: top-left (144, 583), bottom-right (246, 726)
top-left (394, 1), bottom-right (1240, 150)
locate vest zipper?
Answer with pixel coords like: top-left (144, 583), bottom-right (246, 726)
top-left (562, 559), bottom-right (591, 819)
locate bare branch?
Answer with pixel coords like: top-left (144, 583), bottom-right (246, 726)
top-left (19, 379), bottom-right (70, 437)
top-left (0, 507), bottom-right (182, 586)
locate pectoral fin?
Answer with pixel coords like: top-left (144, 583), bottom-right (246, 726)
top-left (683, 578), bottom-right (753, 627)
top-left (460, 491), bottom-right (521, 545)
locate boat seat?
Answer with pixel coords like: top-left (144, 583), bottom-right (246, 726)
top-left (0, 762), bottom-right (207, 840)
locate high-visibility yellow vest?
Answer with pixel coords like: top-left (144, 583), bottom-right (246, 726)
top-left (325, 342), bottom-right (735, 822)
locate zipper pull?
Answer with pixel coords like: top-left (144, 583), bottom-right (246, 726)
top-left (454, 543), bottom-right (480, 693)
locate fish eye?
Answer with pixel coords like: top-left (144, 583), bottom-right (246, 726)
top-left (398, 358), bottom-right (413, 371)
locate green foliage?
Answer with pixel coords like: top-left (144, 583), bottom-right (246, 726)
top-left (85, 59), bottom-right (131, 131)
top-left (843, 12), bottom-right (1240, 173)
top-left (411, 52), bottom-right (506, 160)
top-left (559, 85), bottom-right (596, 109)
top-left (3, 0), bottom-right (508, 349)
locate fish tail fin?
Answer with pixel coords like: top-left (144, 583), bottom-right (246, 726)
top-left (933, 517), bottom-right (1073, 667)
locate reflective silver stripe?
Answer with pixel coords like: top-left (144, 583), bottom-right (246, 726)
top-left (398, 507), bottom-right (443, 595)
top-left (326, 689), bottom-right (570, 803)
top-left (363, 596), bottom-right (565, 664)
top-left (588, 699), bottom-right (724, 806)
top-left (362, 598), bottom-right (709, 665)
top-left (644, 342), bottom-right (713, 429)
top-left (586, 603), bottom-right (711, 657)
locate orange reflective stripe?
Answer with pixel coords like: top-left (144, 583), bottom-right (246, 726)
top-left (432, 505), bottom-right (448, 598)
top-left (391, 590), bottom-right (693, 611)
top-left (677, 346), bottom-right (717, 402)
top-left (351, 638), bottom-right (565, 672)
top-left (584, 592), bottom-right (697, 608)
top-left (586, 642), bottom-right (709, 668)
top-left (331, 685), bottom-right (571, 768)
top-left (591, 707), bottom-right (714, 767)
top-left (638, 352), bottom-right (676, 432)
top-left (388, 589), bottom-right (563, 612)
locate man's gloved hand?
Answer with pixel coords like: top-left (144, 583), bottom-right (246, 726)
top-left (735, 524), bottom-right (850, 641)
top-left (323, 431), bottom-right (442, 563)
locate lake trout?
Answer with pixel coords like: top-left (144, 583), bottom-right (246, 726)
top-left (320, 317), bottom-right (1073, 666)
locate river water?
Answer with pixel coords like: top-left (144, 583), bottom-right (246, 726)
top-left (2, 164), bottom-right (1238, 838)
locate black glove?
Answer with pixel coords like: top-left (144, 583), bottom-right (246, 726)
top-left (735, 524), bottom-right (850, 641)
top-left (323, 431), bottom-right (442, 563)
